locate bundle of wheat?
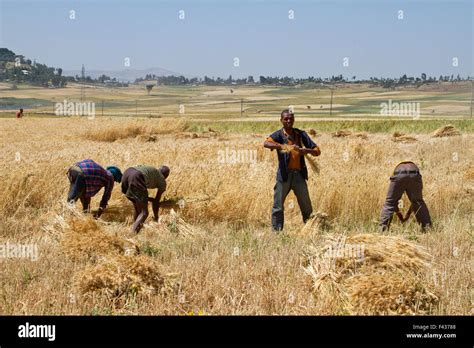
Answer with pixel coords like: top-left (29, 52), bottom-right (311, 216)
top-left (74, 255), bottom-right (166, 297)
top-left (300, 211), bottom-right (331, 235)
top-left (304, 233), bottom-right (438, 314)
top-left (308, 129), bottom-right (317, 137)
top-left (158, 209), bottom-right (203, 239)
top-left (280, 144), bottom-right (295, 153)
top-left (332, 130), bottom-right (352, 138)
top-left (353, 132), bottom-right (368, 140)
top-left (305, 155), bottom-right (320, 174)
top-left (391, 132), bottom-right (418, 143)
top-left (60, 217), bottom-right (139, 261)
top-left (432, 125), bottom-right (460, 137)
top-left (345, 271), bottom-right (439, 315)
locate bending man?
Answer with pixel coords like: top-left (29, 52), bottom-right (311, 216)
top-left (67, 159), bottom-right (122, 218)
top-left (121, 165), bottom-right (169, 233)
top-left (379, 161), bottom-right (432, 232)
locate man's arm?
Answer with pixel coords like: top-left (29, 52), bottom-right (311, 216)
top-left (402, 205), bottom-right (413, 222)
top-left (299, 146), bottom-right (321, 156)
top-left (67, 174), bottom-right (85, 203)
top-left (299, 131), bottom-right (321, 156)
top-left (395, 211), bottom-right (405, 222)
top-left (97, 176), bottom-right (114, 217)
top-left (151, 190), bottom-right (163, 221)
top-left (263, 132), bottom-right (282, 151)
top-left (263, 140), bottom-right (282, 151)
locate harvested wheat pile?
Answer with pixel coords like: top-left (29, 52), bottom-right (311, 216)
top-left (308, 129), bottom-right (317, 137)
top-left (432, 125), bottom-right (460, 137)
top-left (346, 271), bottom-right (439, 315)
top-left (304, 233), bottom-right (438, 314)
top-left (300, 211), bottom-right (331, 235)
top-left (353, 132), bottom-right (368, 140)
top-left (158, 209), bottom-right (203, 239)
top-left (74, 255), bottom-right (166, 297)
top-left (391, 131), bottom-right (418, 143)
top-left (332, 130), bottom-right (352, 138)
top-left (60, 217), bottom-right (139, 261)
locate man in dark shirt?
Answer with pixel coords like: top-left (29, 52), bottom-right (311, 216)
top-left (121, 165), bottom-right (169, 233)
top-left (263, 109), bottom-right (321, 232)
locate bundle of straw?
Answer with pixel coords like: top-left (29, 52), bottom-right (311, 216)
top-left (304, 233), bottom-right (439, 315)
top-left (432, 125), bottom-right (460, 138)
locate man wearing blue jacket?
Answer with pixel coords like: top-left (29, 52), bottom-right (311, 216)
top-left (264, 109), bottom-right (321, 232)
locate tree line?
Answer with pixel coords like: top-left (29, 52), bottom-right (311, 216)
top-left (138, 73), bottom-right (470, 88)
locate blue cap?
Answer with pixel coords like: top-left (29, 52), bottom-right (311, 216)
top-left (106, 166), bottom-right (122, 183)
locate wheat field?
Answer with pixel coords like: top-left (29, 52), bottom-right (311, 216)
top-left (0, 117), bottom-right (472, 315)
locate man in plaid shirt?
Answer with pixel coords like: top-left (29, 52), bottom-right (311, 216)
top-left (67, 159), bottom-right (122, 218)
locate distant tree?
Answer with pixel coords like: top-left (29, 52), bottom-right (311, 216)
top-left (421, 73), bottom-right (426, 81)
top-left (247, 75), bottom-right (254, 83)
top-left (0, 48), bottom-right (16, 61)
top-left (146, 84), bottom-right (154, 95)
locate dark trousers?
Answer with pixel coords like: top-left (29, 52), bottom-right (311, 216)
top-left (272, 170), bottom-right (313, 231)
top-left (379, 172), bottom-right (432, 231)
top-left (67, 167), bottom-right (86, 203)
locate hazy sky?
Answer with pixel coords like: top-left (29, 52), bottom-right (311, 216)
top-left (0, 0), bottom-right (472, 78)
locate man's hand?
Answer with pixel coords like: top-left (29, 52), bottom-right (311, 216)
top-left (293, 145), bottom-right (309, 155)
top-left (396, 211), bottom-right (405, 223)
top-left (296, 146), bottom-right (320, 156)
top-left (313, 146), bottom-right (321, 156)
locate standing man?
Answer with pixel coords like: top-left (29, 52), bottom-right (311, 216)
top-left (264, 109), bottom-right (321, 232)
top-left (16, 108), bottom-right (23, 118)
top-left (67, 159), bottom-right (122, 218)
top-left (121, 165), bottom-right (169, 233)
top-left (379, 161), bottom-right (432, 232)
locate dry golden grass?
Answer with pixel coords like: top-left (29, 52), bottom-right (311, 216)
top-left (83, 118), bottom-right (188, 142)
top-left (0, 117), bottom-right (472, 315)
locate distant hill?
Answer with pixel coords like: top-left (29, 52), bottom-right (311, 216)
top-left (63, 67), bottom-right (185, 82)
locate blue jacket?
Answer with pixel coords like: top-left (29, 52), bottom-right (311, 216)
top-left (267, 128), bottom-right (317, 182)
